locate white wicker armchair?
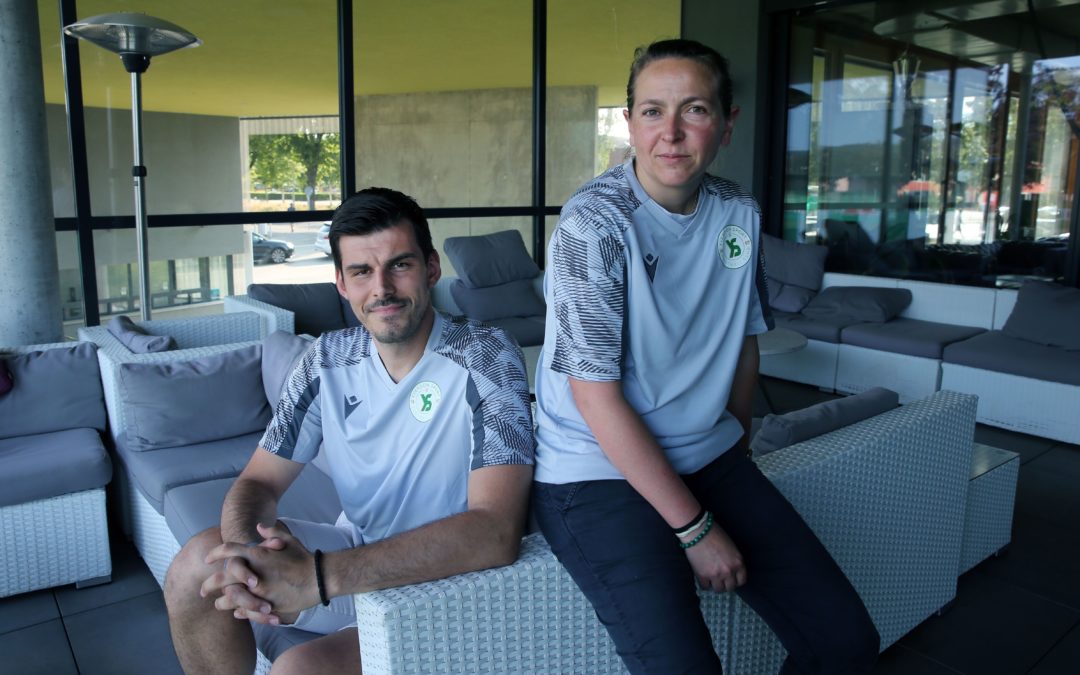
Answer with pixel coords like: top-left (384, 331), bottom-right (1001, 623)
top-left (353, 391), bottom-right (979, 674)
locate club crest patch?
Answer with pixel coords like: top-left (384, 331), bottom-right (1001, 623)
top-left (409, 381), bottom-right (441, 422)
top-left (718, 225), bottom-right (752, 269)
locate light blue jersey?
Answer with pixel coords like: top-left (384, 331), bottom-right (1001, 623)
top-left (534, 161), bottom-right (771, 483)
top-left (260, 312), bottom-right (534, 544)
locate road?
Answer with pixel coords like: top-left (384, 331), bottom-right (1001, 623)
top-left (252, 223), bottom-right (337, 286)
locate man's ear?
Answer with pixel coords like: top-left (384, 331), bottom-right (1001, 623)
top-left (335, 267), bottom-right (348, 298)
top-left (427, 251), bottom-right (442, 288)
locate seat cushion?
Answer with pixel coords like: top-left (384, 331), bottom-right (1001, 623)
top-left (802, 286), bottom-right (912, 322)
top-left (248, 283), bottom-right (345, 336)
top-left (164, 462), bottom-right (342, 546)
top-left (0, 428), bottom-right (112, 507)
top-left (117, 431), bottom-right (261, 514)
top-left (488, 316), bottom-right (546, 348)
top-left (771, 311), bottom-right (861, 344)
top-left (841, 318), bottom-right (985, 359)
top-left (943, 330), bottom-right (1080, 386)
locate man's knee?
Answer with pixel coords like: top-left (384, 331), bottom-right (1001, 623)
top-left (269, 630), bottom-right (360, 675)
top-left (164, 527), bottom-right (223, 610)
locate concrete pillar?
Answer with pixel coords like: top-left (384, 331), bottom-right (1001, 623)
top-left (0, 0), bottom-right (63, 345)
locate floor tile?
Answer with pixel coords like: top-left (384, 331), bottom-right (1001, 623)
top-left (973, 425), bottom-right (1056, 464)
top-left (54, 538), bottom-right (159, 616)
top-left (899, 573), bottom-right (1079, 675)
top-left (0, 589), bottom-right (59, 634)
top-left (1030, 620), bottom-right (1080, 674)
top-left (1014, 464), bottom-right (1080, 530)
top-left (64, 591), bottom-right (182, 675)
top-left (974, 512), bottom-right (1080, 611)
top-left (1025, 444), bottom-right (1080, 481)
top-left (0, 619), bottom-right (79, 674)
top-left (873, 643), bottom-right (961, 674)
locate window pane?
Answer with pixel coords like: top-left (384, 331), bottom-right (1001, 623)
top-left (546, 0), bottom-right (681, 205)
top-left (70, 1), bottom-right (339, 217)
top-left (352, 1), bottom-right (531, 208)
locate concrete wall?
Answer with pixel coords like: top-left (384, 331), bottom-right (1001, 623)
top-left (682, 0), bottom-right (765, 200)
top-left (356, 86), bottom-right (594, 202)
top-left (46, 103), bottom-right (242, 217)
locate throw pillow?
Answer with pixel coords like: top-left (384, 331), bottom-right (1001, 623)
top-left (1002, 279), bottom-right (1080, 350)
top-left (450, 278), bottom-right (546, 322)
top-left (107, 315), bottom-right (176, 353)
top-left (248, 283), bottom-right (345, 336)
top-left (0, 343), bottom-right (105, 440)
top-left (444, 230), bottom-right (540, 288)
top-left (762, 233), bottom-right (828, 291)
top-left (771, 285), bottom-right (818, 313)
top-left (801, 286), bottom-right (912, 322)
top-left (752, 387), bottom-right (900, 456)
top-left (262, 331), bottom-right (312, 405)
top-left (117, 345), bottom-right (271, 451)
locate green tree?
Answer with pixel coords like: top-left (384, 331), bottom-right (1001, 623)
top-left (249, 135), bottom-right (300, 201)
top-left (285, 131), bottom-right (338, 210)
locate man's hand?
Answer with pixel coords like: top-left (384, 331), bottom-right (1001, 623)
top-left (204, 523), bottom-right (320, 625)
top-left (684, 524), bottom-right (747, 593)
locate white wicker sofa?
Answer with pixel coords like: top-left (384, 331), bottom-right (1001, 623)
top-left (0, 341), bottom-right (113, 598)
top-left (352, 390), bottom-right (996, 674)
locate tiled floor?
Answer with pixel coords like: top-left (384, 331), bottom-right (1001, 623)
top-left (1, 378), bottom-right (1077, 674)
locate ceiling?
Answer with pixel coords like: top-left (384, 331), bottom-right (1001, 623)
top-left (38, 0), bottom-right (680, 117)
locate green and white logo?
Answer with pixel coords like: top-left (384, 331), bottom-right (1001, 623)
top-left (409, 381), bottom-right (442, 422)
top-left (718, 225), bottom-right (752, 269)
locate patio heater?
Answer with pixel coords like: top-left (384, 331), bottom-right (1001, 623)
top-left (64, 13), bottom-right (200, 320)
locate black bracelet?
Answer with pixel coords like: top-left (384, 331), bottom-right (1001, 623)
top-left (314, 549), bottom-right (330, 607)
top-left (672, 507), bottom-right (707, 536)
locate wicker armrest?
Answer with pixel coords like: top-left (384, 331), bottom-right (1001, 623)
top-left (225, 295), bottom-right (294, 336)
top-left (78, 312), bottom-right (262, 349)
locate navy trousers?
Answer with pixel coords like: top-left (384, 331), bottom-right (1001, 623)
top-left (532, 448), bottom-right (879, 675)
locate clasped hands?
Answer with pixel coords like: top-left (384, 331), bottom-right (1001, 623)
top-left (200, 522), bottom-right (320, 626)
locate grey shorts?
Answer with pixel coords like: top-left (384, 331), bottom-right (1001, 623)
top-left (277, 514), bottom-right (357, 634)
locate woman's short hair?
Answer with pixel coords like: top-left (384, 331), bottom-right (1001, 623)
top-left (626, 38), bottom-right (733, 118)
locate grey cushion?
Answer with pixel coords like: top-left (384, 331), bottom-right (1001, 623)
top-left (262, 331), bottom-right (312, 405)
top-left (0, 428), bottom-right (112, 507)
top-left (0, 343), bottom-right (106, 440)
top-left (117, 431), bottom-right (261, 514)
top-left (771, 310), bottom-right (862, 344)
top-left (943, 330), bottom-right (1080, 386)
top-left (248, 283), bottom-right (345, 336)
top-left (1002, 280), bottom-right (1080, 350)
top-left (488, 316), bottom-right (546, 348)
top-left (450, 278), bottom-right (546, 322)
top-left (444, 230), bottom-right (540, 288)
top-left (752, 387), bottom-right (900, 456)
top-left (117, 345), bottom-right (271, 452)
top-left (107, 315), bottom-right (176, 353)
top-left (841, 318), bottom-right (985, 359)
top-left (164, 462), bottom-right (342, 546)
top-left (339, 294), bottom-right (362, 328)
top-left (762, 234), bottom-right (827, 312)
top-left (801, 286), bottom-right (912, 323)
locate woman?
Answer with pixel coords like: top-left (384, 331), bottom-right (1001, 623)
top-left (531, 39), bottom-right (879, 674)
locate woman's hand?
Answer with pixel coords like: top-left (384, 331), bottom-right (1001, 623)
top-left (684, 524), bottom-right (747, 592)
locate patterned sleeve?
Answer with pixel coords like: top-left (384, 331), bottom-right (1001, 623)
top-left (549, 200), bottom-right (627, 381)
top-left (458, 325), bottom-right (535, 469)
top-left (259, 338), bottom-right (324, 463)
top-left (751, 239), bottom-right (775, 334)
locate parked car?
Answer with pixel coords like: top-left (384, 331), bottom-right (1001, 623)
top-left (252, 232), bottom-right (294, 264)
top-left (314, 222), bottom-right (332, 257)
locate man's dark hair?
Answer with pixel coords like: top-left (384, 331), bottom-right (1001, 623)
top-left (626, 38), bottom-right (733, 118)
top-left (329, 187), bottom-right (435, 271)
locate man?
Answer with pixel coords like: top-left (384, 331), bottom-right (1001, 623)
top-left (165, 187), bottom-right (534, 674)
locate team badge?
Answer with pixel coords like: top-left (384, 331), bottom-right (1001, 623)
top-left (409, 381), bottom-right (441, 422)
top-left (718, 225), bottom-right (752, 269)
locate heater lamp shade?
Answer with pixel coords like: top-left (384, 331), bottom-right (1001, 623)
top-left (64, 12), bottom-right (200, 58)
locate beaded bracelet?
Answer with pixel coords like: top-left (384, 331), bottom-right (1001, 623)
top-left (314, 549), bottom-right (330, 607)
top-left (679, 512), bottom-right (714, 550)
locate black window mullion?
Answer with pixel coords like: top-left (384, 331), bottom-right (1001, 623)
top-left (337, 0), bottom-right (356, 199)
top-left (58, 0), bottom-right (100, 326)
top-left (532, 0), bottom-right (547, 268)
